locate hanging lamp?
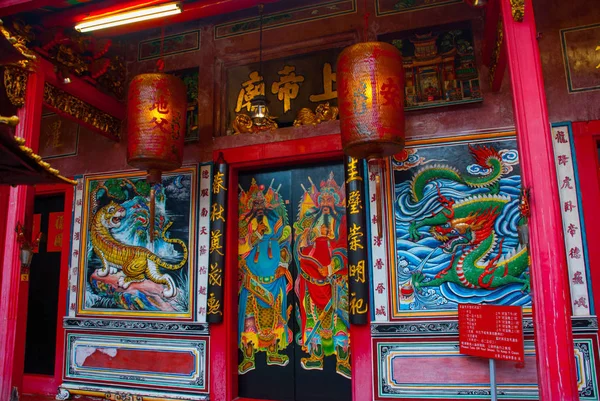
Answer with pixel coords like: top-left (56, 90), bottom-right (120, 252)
top-left (126, 30), bottom-right (187, 243)
top-left (336, 4), bottom-right (406, 238)
top-left (250, 4), bottom-right (269, 125)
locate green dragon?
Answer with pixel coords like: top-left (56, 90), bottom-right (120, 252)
top-left (408, 145), bottom-right (530, 292)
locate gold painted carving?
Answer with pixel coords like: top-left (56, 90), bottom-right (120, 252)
top-left (104, 392), bottom-right (143, 401)
top-left (4, 66), bottom-right (28, 107)
top-left (0, 115), bottom-right (19, 127)
top-left (13, 136), bottom-right (77, 185)
top-left (232, 113), bottom-right (278, 135)
top-left (510, 0), bottom-right (524, 22)
top-left (293, 102), bottom-right (339, 127)
top-left (596, 45), bottom-right (600, 69)
top-left (43, 83), bottom-right (121, 140)
top-left (489, 19), bottom-right (504, 88)
top-left (0, 19), bottom-right (37, 70)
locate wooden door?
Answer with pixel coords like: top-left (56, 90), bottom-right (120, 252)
top-left (237, 162), bottom-right (352, 401)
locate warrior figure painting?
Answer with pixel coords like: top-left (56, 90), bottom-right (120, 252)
top-left (294, 172), bottom-right (351, 379)
top-left (238, 179), bottom-right (293, 374)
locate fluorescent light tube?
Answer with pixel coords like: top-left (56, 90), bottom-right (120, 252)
top-left (75, 3), bottom-right (181, 33)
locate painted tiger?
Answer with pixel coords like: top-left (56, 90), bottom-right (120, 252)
top-left (90, 201), bottom-right (188, 298)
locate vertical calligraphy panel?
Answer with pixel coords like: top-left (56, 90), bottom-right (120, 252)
top-left (197, 163), bottom-right (213, 322)
top-left (344, 157), bottom-right (369, 324)
top-left (67, 177), bottom-right (84, 317)
top-left (368, 162), bottom-right (391, 322)
top-left (551, 123), bottom-right (592, 316)
top-left (207, 160), bottom-right (228, 322)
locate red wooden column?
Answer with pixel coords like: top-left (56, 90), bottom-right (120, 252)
top-left (0, 64), bottom-right (45, 401)
top-left (499, 0), bottom-right (580, 399)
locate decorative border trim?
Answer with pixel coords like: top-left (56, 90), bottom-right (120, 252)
top-left (137, 30), bottom-right (201, 62)
top-left (65, 333), bottom-right (208, 392)
top-left (214, 0), bottom-right (356, 40)
top-left (560, 23), bottom-right (600, 93)
top-left (63, 317), bottom-right (209, 335)
top-left (58, 383), bottom-right (209, 401)
top-left (375, 0), bottom-right (462, 17)
top-left (371, 316), bottom-right (597, 337)
top-left (551, 123), bottom-right (594, 315)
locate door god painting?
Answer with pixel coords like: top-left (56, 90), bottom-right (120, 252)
top-left (391, 135), bottom-right (531, 317)
top-left (294, 172), bottom-right (350, 379)
top-left (238, 179), bottom-right (293, 374)
top-left (78, 168), bottom-right (196, 318)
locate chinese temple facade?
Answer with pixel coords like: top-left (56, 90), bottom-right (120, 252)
top-left (0, 1), bottom-right (599, 401)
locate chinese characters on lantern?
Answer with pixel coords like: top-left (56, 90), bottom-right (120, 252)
top-left (551, 125), bottom-right (591, 315)
top-left (207, 160), bottom-right (228, 322)
top-left (344, 156), bottom-right (369, 324)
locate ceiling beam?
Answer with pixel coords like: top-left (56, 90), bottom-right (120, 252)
top-left (0, 0), bottom-right (63, 17)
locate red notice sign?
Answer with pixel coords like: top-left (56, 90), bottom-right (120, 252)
top-left (458, 304), bottom-right (524, 362)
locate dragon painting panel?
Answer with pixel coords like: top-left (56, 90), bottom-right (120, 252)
top-left (391, 134), bottom-right (531, 317)
top-left (77, 167), bottom-right (197, 319)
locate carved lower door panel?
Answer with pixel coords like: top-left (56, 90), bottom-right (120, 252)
top-left (237, 163), bottom-right (352, 401)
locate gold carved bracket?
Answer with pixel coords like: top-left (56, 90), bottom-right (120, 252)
top-left (0, 19), bottom-right (37, 70)
top-left (4, 66), bottom-right (28, 107)
top-left (43, 83), bottom-right (121, 141)
top-left (510, 0), bottom-right (525, 22)
top-left (488, 19), bottom-right (504, 88)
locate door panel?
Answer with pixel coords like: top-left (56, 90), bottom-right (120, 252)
top-left (237, 162), bottom-right (351, 401)
top-left (24, 194), bottom-right (65, 375)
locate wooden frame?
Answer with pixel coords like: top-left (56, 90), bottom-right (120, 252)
top-left (209, 133), bottom-right (373, 401)
top-left (572, 121), bottom-right (600, 315)
top-left (213, 31), bottom-right (358, 137)
top-left (22, 183), bottom-right (74, 395)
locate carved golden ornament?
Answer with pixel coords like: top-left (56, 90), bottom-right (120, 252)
top-left (0, 19), bottom-right (37, 70)
top-left (0, 115), bottom-right (19, 127)
top-left (104, 392), bottom-right (143, 401)
top-left (43, 83), bottom-right (121, 140)
top-left (510, 0), bottom-right (524, 22)
top-left (489, 19), bottom-right (504, 88)
top-left (4, 66), bottom-right (28, 107)
top-left (232, 113), bottom-right (278, 135)
top-left (596, 45), bottom-right (600, 69)
top-left (293, 102), bottom-right (339, 127)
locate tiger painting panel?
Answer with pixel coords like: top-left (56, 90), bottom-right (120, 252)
top-left (390, 134), bottom-right (532, 318)
top-left (77, 167), bottom-right (197, 319)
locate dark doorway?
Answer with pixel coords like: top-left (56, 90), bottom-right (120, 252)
top-left (23, 194), bottom-right (65, 375)
top-left (237, 162), bottom-right (352, 401)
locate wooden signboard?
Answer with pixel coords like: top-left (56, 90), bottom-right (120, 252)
top-left (458, 304), bottom-right (525, 363)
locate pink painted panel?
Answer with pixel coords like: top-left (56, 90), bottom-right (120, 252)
top-left (80, 348), bottom-right (195, 375)
top-left (391, 355), bottom-right (538, 385)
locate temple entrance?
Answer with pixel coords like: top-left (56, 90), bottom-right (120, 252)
top-left (24, 194), bottom-right (65, 376)
top-left (237, 162), bottom-right (352, 401)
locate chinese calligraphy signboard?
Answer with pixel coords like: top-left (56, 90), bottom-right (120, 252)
top-left (379, 22), bottom-right (483, 111)
top-left (551, 124), bottom-right (592, 315)
top-left (344, 156), bottom-right (369, 324)
top-left (171, 67), bottom-right (200, 143)
top-left (458, 304), bottom-right (524, 362)
top-left (225, 47), bottom-right (342, 131)
top-left (207, 158), bottom-right (228, 322)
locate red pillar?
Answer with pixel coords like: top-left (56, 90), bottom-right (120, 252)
top-left (499, 0), bottom-right (580, 399)
top-left (0, 65), bottom-right (45, 400)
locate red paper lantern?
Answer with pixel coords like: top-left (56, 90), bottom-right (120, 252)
top-left (127, 73), bottom-right (187, 184)
top-left (337, 42), bottom-right (405, 160)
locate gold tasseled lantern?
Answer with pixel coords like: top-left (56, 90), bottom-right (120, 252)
top-left (127, 72), bottom-right (187, 184)
top-left (337, 42), bottom-right (405, 160)
top-left (126, 72), bottom-right (187, 242)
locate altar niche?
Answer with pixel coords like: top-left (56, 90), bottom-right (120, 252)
top-left (237, 162), bottom-right (352, 401)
